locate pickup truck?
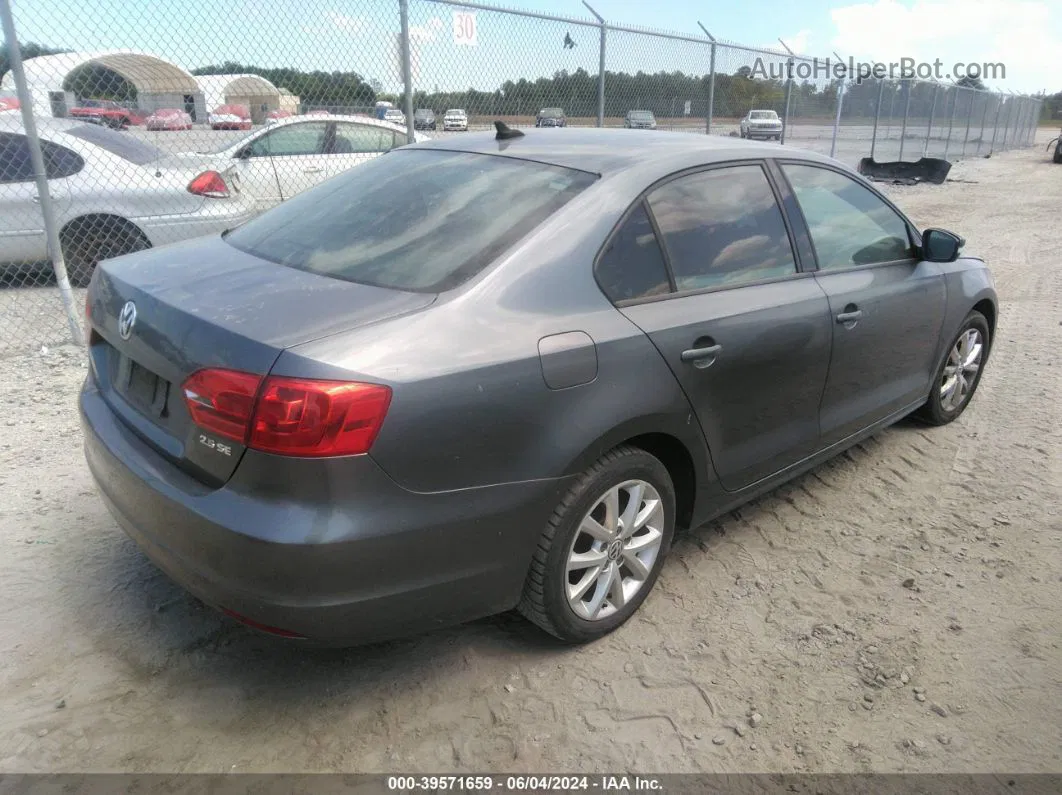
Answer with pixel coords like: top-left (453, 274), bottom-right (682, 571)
top-left (68, 99), bottom-right (134, 129)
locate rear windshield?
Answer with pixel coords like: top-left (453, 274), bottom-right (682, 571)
top-left (63, 123), bottom-right (162, 165)
top-left (224, 149), bottom-right (598, 293)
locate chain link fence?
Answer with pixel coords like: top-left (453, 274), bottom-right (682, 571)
top-left (0, 0), bottom-right (1044, 355)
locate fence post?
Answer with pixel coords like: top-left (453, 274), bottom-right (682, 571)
top-left (923, 82), bottom-right (939, 157)
top-left (944, 86), bottom-right (957, 159)
top-left (583, 2), bottom-right (605, 127)
top-left (961, 89), bottom-right (973, 157)
top-left (829, 78), bottom-right (845, 158)
top-left (989, 95), bottom-right (1003, 154)
top-left (398, 0), bottom-right (415, 142)
top-left (898, 80), bottom-right (912, 160)
top-left (777, 39), bottom-right (796, 146)
top-left (870, 78), bottom-right (884, 160)
top-left (0, 0), bottom-right (83, 346)
top-left (976, 92), bottom-right (991, 155)
top-left (698, 22), bottom-right (716, 135)
top-left (1001, 92), bottom-right (1014, 150)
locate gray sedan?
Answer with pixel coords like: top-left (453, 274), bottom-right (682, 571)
top-left (81, 127), bottom-right (996, 646)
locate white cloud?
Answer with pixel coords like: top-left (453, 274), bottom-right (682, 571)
top-left (325, 11), bottom-right (366, 34)
top-left (776, 30), bottom-right (812, 55)
top-left (829, 0), bottom-right (1059, 92)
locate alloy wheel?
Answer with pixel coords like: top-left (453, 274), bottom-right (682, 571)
top-left (940, 328), bottom-right (983, 411)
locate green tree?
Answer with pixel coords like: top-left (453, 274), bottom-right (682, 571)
top-left (0, 42), bottom-right (68, 84)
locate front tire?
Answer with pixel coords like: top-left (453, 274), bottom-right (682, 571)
top-left (518, 446), bottom-right (675, 643)
top-left (916, 310), bottom-right (990, 426)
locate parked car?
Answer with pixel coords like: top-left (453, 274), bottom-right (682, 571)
top-left (68, 99), bottom-right (134, 129)
top-left (624, 110), bottom-right (657, 130)
top-left (209, 104), bottom-right (252, 131)
top-left (145, 108), bottom-right (193, 131)
top-left (0, 116), bottom-right (252, 286)
top-left (536, 107), bottom-right (567, 127)
top-left (383, 108), bottom-right (406, 127)
top-left (81, 128), bottom-right (996, 646)
top-left (443, 108), bottom-right (469, 131)
top-left (0, 95), bottom-right (19, 112)
top-left (413, 109), bottom-right (436, 131)
top-left (178, 115), bottom-right (427, 212)
top-left (265, 109), bottom-right (294, 126)
top-left (740, 109), bottom-right (783, 140)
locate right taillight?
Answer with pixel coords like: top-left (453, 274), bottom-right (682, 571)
top-left (180, 368), bottom-right (391, 457)
top-left (187, 170), bottom-right (230, 198)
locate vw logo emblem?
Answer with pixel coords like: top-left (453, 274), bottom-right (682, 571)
top-left (118, 301), bottom-right (137, 340)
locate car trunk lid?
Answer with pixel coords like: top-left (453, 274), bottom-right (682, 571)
top-left (87, 234), bottom-right (435, 485)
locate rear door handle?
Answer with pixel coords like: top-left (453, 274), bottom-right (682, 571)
top-left (836, 310), bottom-right (863, 324)
top-left (680, 344), bottom-right (722, 363)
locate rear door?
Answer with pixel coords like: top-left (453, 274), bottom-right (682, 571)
top-left (778, 161), bottom-right (946, 446)
top-left (233, 121), bottom-right (329, 209)
top-left (327, 121), bottom-right (397, 180)
top-left (615, 162), bottom-right (833, 491)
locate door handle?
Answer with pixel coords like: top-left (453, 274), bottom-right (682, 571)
top-left (303, 166), bottom-right (323, 173)
top-left (836, 310), bottom-right (863, 324)
top-left (680, 344), bottom-right (722, 363)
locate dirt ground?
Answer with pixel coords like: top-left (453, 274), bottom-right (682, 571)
top-left (1, 139), bottom-right (1060, 775)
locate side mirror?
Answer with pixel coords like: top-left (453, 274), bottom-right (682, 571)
top-left (921, 228), bottom-right (963, 263)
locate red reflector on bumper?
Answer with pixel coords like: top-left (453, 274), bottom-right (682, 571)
top-left (221, 608), bottom-right (306, 639)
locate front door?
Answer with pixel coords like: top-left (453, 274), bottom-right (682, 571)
top-left (617, 163), bottom-right (833, 491)
top-left (778, 162), bottom-right (947, 446)
top-left (233, 121), bottom-right (330, 210)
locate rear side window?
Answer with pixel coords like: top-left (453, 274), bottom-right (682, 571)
top-left (648, 165), bottom-right (796, 291)
top-left (64, 123), bottom-right (161, 165)
top-left (224, 149), bottom-right (597, 292)
top-left (245, 122), bottom-right (328, 157)
top-left (595, 203), bottom-right (671, 303)
top-left (0, 132), bottom-right (83, 182)
top-left (332, 123), bottom-right (394, 154)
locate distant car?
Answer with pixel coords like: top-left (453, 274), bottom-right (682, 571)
top-left (0, 95), bottom-right (19, 112)
top-left (740, 109), bottom-right (783, 140)
top-left (145, 108), bottom-right (193, 131)
top-left (413, 109), bottom-right (436, 131)
top-left (624, 110), bottom-right (657, 130)
top-left (536, 107), bottom-right (566, 127)
top-left (0, 116), bottom-right (252, 286)
top-left (209, 104), bottom-right (252, 131)
top-left (265, 109), bottom-right (294, 126)
top-left (383, 108), bottom-right (406, 126)
top-left (178, 114), bottom-right (427, 212)
top-left (80, 128), bottom-right (996, 647)
top-left (68, 99), bottom-right (133, 129)
top-left (443, 109), bottom-right (468, 131)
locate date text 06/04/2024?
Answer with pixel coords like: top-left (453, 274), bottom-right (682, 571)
top-left (386, 776), bottom-right (665, 791)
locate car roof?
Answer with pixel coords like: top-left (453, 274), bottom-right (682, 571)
top-left (264, 113), bottom-right (407, 133)
top-left (407, 127), bottom-right (838, 177)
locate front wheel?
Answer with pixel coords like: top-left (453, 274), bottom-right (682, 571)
top-left (916, 310), bottom-right (990, 425)
top-left (518, 446), bottom-right (675, 643)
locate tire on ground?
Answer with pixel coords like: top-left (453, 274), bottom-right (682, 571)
top-left (60, 216), bottom-right (151, 288)
top-left (916, 310), bottom-right (991, 426)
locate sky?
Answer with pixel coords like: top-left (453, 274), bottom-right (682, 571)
top-left (9, 0), bottom-right (1060, 95)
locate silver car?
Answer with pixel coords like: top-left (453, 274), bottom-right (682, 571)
top-left (740, 109), bottom-right (783, 140)
top-left (443, 109), bottom-right (469, 131)
top-left (0, 116), bottom-right (253, 285)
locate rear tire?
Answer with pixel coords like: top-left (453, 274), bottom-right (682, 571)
top-left (915, 310), bottom-right (990, 426)
top-left (518, 445), bottom-right (675, 644)
top-left (60, 217), bottom-right (151, 288)
top-left (1054, 144), bottom-right (1062, 164)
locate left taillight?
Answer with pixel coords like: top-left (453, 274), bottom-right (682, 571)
top-left (180, 368), bottom-right (392, 457)
top-left (187, 170), bottom-right (230, 198)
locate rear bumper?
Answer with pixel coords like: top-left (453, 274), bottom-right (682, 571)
top-left (80, 377), bottom-right (568, 645)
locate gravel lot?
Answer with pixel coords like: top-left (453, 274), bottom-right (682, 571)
top-left (1, 139), bottom-right (1060, 775)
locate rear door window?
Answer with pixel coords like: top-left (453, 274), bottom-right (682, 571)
top-left (331, 123), bottom-right (394, 154)
top-left (224, 149), bottom-right (598, 293)
top-left (245, 122), bottom-right (328, 157)
top-left (647, 164), bottom-right (797, 291)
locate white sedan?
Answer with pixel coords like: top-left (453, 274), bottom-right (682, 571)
top-left (0, 116), bottom-right (254, 286)
top-left (183, 115), bottom-right (428, 212)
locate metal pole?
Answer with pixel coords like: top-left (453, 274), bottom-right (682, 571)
top-left (944, 86), bottom-right (957, 159)
top-left (961, 89), bottom-right (974, 157)
top-left (584, 2), bottom-right (605, 128)
top-left (0, 0), bottom-right (83, 346)
top-left (989, 95), bottom-right (1002, 154)
top-left (829, 78), bottom-right (845, 158)
top-left (399, 0), bottom-right (415, 142)
top-left (777, 39), bottom-right (795, 146)
top-left (976, 92), bottom-right (991, 154)
top-left (698, 23), bottom-right (716, 135)
top-left (870, 78), bottom-right (884, 160)
top-left (898, 80), bottom-right (912, 160)
top-left (1001, 92), bottom-right (1014, 150)
top-left (923, 82), bottom-right (939, 157)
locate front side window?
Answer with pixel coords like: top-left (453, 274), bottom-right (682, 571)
top-left (782, 164), bottom-right (914, 270)
top-left (224, 149), bottom-right (597, 293)
top-left (595, 203), bottom-right (672, 303)
top-left (245, 122), bottom-right (328, 157)
top-left (647, 165), bottom-right (797, 291)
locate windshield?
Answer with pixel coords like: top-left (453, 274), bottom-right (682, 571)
top-left (446, 109), bottom-right (465, 116)
top-left (224, 150), bottom-right (598, 293)
top-left (750, 111), bottom-right (778, 119)
top-left (64, 123), bottom-right (162, 165)
top-left (540, 108), bottom-right (563, 117)
top-left (414, 110), bottom-right (433, 118)
top-left (629, 111), bottom-right (653, 120)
